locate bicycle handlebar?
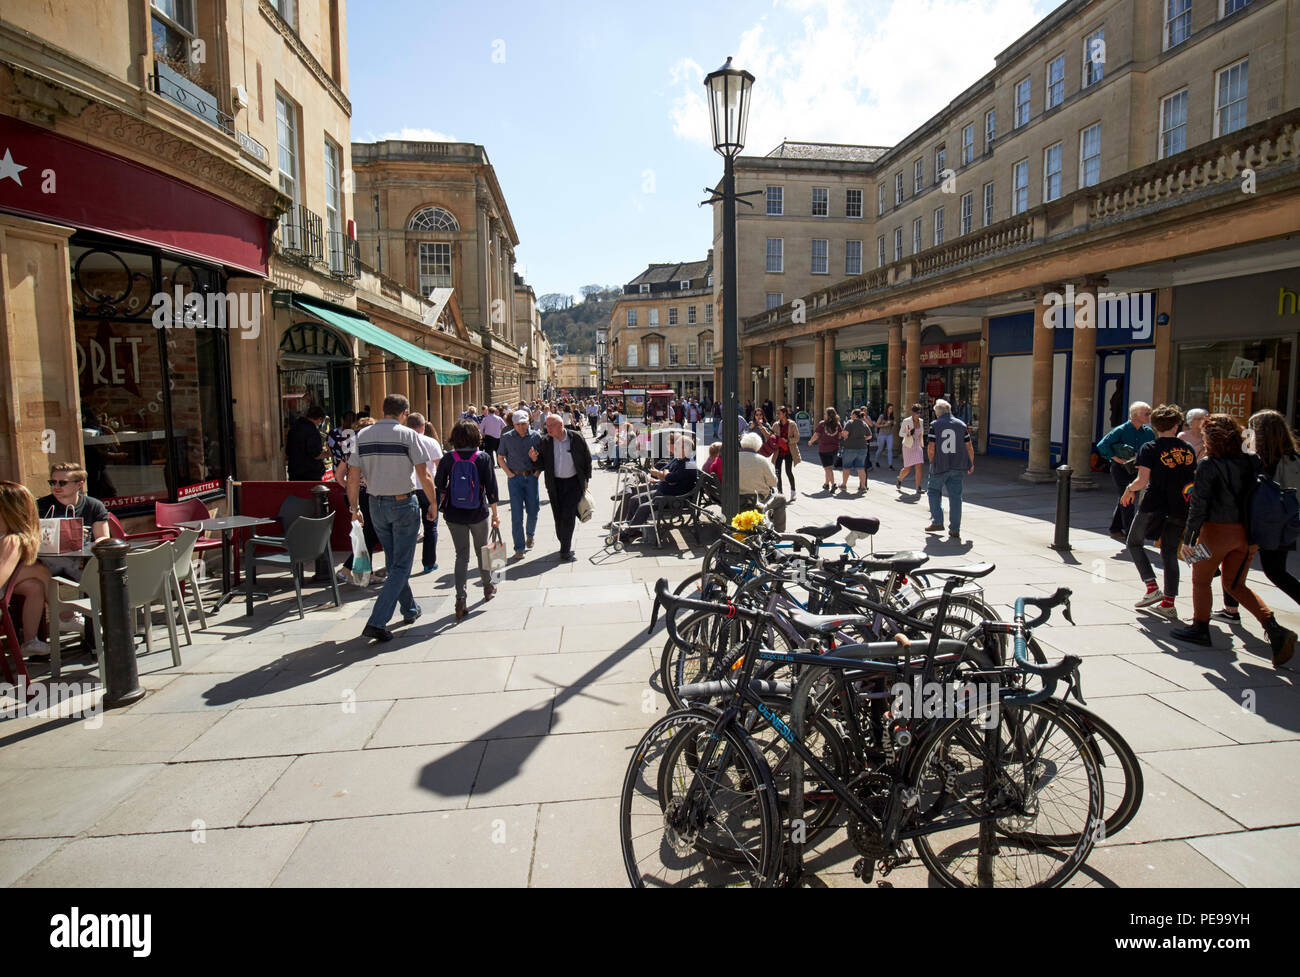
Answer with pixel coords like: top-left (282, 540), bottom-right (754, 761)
top-left (649, 577), bottom-right (768, 648)
top-left (1005, 588), bottom-right (1084, 704)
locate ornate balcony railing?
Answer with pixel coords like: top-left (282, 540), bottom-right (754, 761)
top-left (152, 62), bottom-right (233, 136)
top-left (278, 204), bottom-right (324, 263)
top-left (327, 231), bottom-right (360, 280)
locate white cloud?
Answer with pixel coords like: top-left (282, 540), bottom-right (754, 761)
top-left (671, 0), bottom-right (1051, 153)
top-left (378, 126), bottom-right (459, 142)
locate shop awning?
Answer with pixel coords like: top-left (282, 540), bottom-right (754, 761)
top-left (291, 295), bottom-right (469, 385)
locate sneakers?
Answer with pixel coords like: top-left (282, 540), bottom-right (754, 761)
top-left (1134, 587), bottom-right (1163, 609)
top-left (19, 638), bottom-right (49, 656)
top-left (400, 605), bottom-right (423, 626)
top-left (1170, 621), bottom-right (1213, 646)
top-left (422, 563), bottom-right (437, 575)
top-left (1265, 615), bottom-right (1296, 668)
top-left (58, 612), bottom-right (85, 633)
top-left (1149, 600), bottom-right (1178, 620)
top-left (924, 524), bottom-right (944, 533)
top-left (1211, 607), bottom-right (1241, 622)
top-left (361, 625), bottom-right (393, 643)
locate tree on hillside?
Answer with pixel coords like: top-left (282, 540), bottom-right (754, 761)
top-left (538, 293), bottom-right (574, 312)
top-left (580, 285), bottom-right (603, 301)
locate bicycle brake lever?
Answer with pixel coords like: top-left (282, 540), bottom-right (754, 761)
top-left (649, 594), bottom-right (661, 634)
top-left (1062, 601), bottom-right (1075, 626)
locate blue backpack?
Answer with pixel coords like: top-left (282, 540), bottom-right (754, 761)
top-left (448, 450), bottom-right (482, 510)
top-left (1247, 473), bottom-right (1300, 550)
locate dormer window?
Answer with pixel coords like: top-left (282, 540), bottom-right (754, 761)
top-left (639, 283), bottom-right (650, 293)
top-left (680, 281), bottom-right (690, 290)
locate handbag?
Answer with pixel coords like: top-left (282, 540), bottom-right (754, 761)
top-left (577, 488), bottom-right (595, 523)
top-left (480, 525), bottom-right (506, 574)
top-left (760, 436), bottom-right (778, 458)
top-left (39, 504), bottom-right (83, 555)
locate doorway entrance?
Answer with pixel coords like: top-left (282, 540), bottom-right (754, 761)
top-left (278, 321), bottom-right (355, 448)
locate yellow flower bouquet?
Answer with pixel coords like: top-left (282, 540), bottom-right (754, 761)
top-left (731, 509), bottom-right (765, 540)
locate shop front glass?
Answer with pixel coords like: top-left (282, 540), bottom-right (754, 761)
top-left (71, 237), bottom-right (233, 511)
top-left (1175, 338), bottom-right (1294, 425)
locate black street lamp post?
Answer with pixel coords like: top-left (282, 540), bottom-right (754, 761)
top-left (704, 57), bottom-right (755, 520)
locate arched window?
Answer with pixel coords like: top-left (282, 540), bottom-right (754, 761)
top-left (408, 206), bottom-right (460, 232)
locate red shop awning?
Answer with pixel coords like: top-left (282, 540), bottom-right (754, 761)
top-left (0, 115), bottom-right (269, 275)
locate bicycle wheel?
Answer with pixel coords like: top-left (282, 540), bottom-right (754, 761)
top-left (673, 571), bottom-right (733, 601)
top-left (904, 593), bottom-right (1001, 640)
top-left (1049, 702), bottom-right (1143, 842)
top-left (909, 701), bottom-right (1102, 888)
top-left (620, 708), bottom-right (781, 887)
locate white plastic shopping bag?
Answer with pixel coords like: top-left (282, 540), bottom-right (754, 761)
top-left (348, 520), bottom-right (372, 586)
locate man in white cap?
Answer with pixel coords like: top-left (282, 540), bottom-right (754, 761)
top-left (497, 409), bottom-right (544, 558)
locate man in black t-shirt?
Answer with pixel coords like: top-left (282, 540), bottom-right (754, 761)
top-left (36, 462), bottom-right (111, 589)
top-left (1120, 405), bottom-right (1196, 618)
top-left (287, 406), bottom-right (329, 481)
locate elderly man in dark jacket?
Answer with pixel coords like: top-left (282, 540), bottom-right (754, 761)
top-left (530, 413), bottom-right (592, 562)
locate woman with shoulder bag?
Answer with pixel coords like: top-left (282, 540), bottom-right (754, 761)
top-left (896, 403), bottom-right (925, 493)
top-left (813, 407), bottom-right (844, 494)
top-left (1173, 413), bottom-right (1295, 666)
top-left (434, 419), bottom-right (501, 621)
top-left (772, 405), bottom-right (801, 497)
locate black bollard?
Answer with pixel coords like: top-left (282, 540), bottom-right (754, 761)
top-left (96, 538), bottom-right (145, 708)
top-left (311, 484), bottom-right (332, 582)
top-left (1050, 464), bottom-right (1072, 552)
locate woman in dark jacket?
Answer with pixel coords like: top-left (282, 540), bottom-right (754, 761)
top-left (434, 419), bottom-right (501, 621)
top-left (1173, 413), bottom-right (1295, 666)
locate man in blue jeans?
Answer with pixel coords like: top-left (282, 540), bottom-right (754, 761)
top-left (346, 394), bottom-right (437, 642)
top-left (496, 410), bottom-right (542, 559)
top-left (923, 398), bottom-right (975, 542)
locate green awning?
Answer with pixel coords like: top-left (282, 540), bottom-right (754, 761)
top-left (292, 295), bottom-right (469, 386)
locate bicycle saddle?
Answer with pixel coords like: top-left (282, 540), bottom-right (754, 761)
top-left (836, 515), bottom-right (880, 536)
top-left (858, 550), bottom-right (929, 573)
top-left (924, 562), bottom-right (995, 579)
top-left (789, 609), bottom-right (871, 633)
top-left (795, 523), bottom-right (840, 541)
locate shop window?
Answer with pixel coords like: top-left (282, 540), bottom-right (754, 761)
top-left (1176, 338), bottom-right (1292, 423)
top-left (71, 240), bottom-right (231, 512)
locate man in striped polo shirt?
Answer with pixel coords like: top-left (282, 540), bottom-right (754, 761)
top-left (347, 393), bottom-right (437, 642)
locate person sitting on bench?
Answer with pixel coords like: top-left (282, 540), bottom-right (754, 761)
top-left (616, 433), bottom-right (697, 542)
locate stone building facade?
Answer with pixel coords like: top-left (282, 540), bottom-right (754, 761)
top-left (610, 256), bottom-right (716, 399)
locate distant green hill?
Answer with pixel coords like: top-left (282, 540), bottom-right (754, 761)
top-left (539, 285), bottom-right (620, 354)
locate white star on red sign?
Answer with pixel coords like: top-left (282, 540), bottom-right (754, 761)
top-left (0, 148), bottom-right (27, 186)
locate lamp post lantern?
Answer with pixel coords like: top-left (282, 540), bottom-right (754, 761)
top-left (704, 56), bottom-right (754, 520)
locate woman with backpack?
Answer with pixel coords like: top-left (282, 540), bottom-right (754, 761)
top-left (434, 419), bottom-right (500, 621)
top-left (1217, 409), bottom-right (1300, 624)
top-left (1173, 413), bottom-right (1296, 666)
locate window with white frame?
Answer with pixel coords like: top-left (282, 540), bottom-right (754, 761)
top-left (151, 0), bottom-right (197, 68)
top-left (913, 159), bottom-right (924, 194)
top-left (934, 145), bottom-right (946, 182)
top-left (878, 184), bottom-right (886, 215)
top-left (705, 304), bottom-right (712, 323)
top-left (1083, 27), bottom-right (1105, 87)
top-left (272, 0), bottom-right (295, 27)
top-left (960, 192), bottom-right (973, 235)
top-left (846, 188), bottom-right (863, 218)
top-left (1159, 89), bottom-right (1188, 158)
top-left (1046, 55), bottom-right (1065, 110)
top-left (1012, 159), bottom-right (1030, 214)
top-left (1014, 76), bottom-right (1032, 128)
top-left (626, 309), bottom-right (637, 327)
top-left (933, 207), bottom-right (945, 246)
top-left (704, 340), bottom-right (714, 360)
top-left (1164, 0), bottom-right (1191, 50)
top-left (878, 236), bottom-right (886, 267)
top-left (894, 172), bottom-right (904, 205)
top-left (766, 238), bottom-right (784, 273)
top-left (417, 243), bottom-right (451, 295)
top-left (680, 280), bottom-right (690, 290)
top-left (983, 181), bottom-right (994, 226)
top-left (648, 343), bottom-right (659, 367)
top-left (1215, 59), bottom-right (1249, 136)
top-left (812, 187), bottom-right (829, 217)
top-left (668, 344), bottom-right (678, 367)
top-left (893, 227), bottom-right (903, 262)
top-left (627, 345), bottom-right (638, 367)
top-left (688, 305), bottom-right (697, 324)
top-left (649, 308), bottom-right (659, 327)
top-left (324, 137), bottom-right (343, 244)
top-left (845, 240), bottom-right (862, 276)
top-left (275, 92), bottom-right (300, 212)
top-left (961, 124), bottom-right (974, 166)
top-left (668, 307), bottom-right (678, 326)
top-left (1043, 142), bottom-right (1063, 201)
top-left (1221, 0), bottom-right (1252, 14)
top-left (811, 239), bottom-right (829, 274)
top-left (1079, 124), bottom-right (1101, 187)
top-left (912, 217), bottom-right (923, 254)
top-left (688, 344), bottom-right (698, 365)
top-left (766, 292), bottom-right (783, 310)
top-left (985, 108), bottom-right (996, 151)
top-left (409, 206), bottom-right (459, 231)
top-left (639, 283), bottom-right (650, 293)
top-left (766, 185), bottom-right (783, 216)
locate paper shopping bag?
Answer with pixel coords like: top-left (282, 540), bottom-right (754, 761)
top-left (39, 517), bottom-right (83, 555)
top-left (480, 526), bottom-right (506, 575)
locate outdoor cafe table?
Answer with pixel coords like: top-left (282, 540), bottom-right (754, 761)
top-left (176, 515), bottom-right (276, 612)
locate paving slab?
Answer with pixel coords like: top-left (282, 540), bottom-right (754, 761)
top-left (1188, 826), bottom-right (1300, 887)
top-left (1084, 695), bottom-right (1235, 752)
top-left (559, 622), bottom-right (657, 655)
top-left (469, 730), bottom-right (630, 807)
top-left (1119, 649), bottom-right (1289, 693)
top-left (353, 659), bottom-right (514, 700)
top-left (423, 627), bottom-right (563, 660)
top-left (1143, 741), bottom-right (1300, 829)
top-left (1095, 763), bottom-right (1242, 845)
top-left (174, 701), bottom-right (392, 761)
top-left (0, 839), bottom-right (67, 887)
top-left (0, 764), bottom-right (162, 839)
top-left (549, 682), bottom-right (665, 735)
top-left (1070, 839), bottom-right (1242, 888)
top-left (505, 650), bottom-right (652, 691)
top-left (368, 690), bottom-right (554, 748)
top-left (1153, 687), bottom-right (1300, 744)
top-left (125, 671), bottom-right (280, 714)
top-left (531, 798), bottom-right (625, 887)
top-left (526, 602), bottom-right (643, 630)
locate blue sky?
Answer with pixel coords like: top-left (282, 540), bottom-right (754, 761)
top-left (348, 0), bottom-right (1058, 301)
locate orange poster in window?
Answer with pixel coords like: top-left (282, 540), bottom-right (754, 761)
top-left (1208, 377), bottom-right (1253, 425)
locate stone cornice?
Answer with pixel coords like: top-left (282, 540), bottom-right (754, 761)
top-left (258, 0), bottom-right (351, 117)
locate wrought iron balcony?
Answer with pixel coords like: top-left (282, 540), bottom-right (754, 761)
top-left (327, 231), bottom-right (361, 280)
top-left (278, 204), bottom-right (324, 263)
top-left (152, 62), bottom-right (234, 137)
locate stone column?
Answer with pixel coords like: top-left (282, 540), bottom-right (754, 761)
top-left (886, 317), bottom-right (903, 412)
top-left (389, 358), bottom-right (409, 401)
top-left (1153, 286), bottom-right (1174, 405)
top-left (442, 379), bottom-right (454, 433)
top-left (368, 347), bottom-right (387, 413)
top-left (1067, 277), bottom-right (1106, 489)
top-left (823, 330), bottom-right (837, 416)
top-left (903, 313), bottom-right (923, 410)
top-left (1022, 286), bottom-right (1060, 482)
top-left (428, 378), bottom-right (445, 441)
top-left (814, 335), bottom-right (827, 418)
top-left (740, 345), bottom-right (753, 410)
top-left (771, 343), bottom-right (785, 407)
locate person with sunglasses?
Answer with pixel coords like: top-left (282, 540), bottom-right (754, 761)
top-left (36, 462), bottom-right (110, 554)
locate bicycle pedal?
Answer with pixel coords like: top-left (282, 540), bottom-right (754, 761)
top-left (852, 857), bottom-right (876, 884)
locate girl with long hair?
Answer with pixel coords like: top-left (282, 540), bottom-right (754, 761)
top-left (0, 481), bottom-right (52, 657)
top-left (813, 407), bottom-right (843, 494)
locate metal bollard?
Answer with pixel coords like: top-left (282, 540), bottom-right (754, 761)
top-left (312, 484), bottom-right (332, 581)
top-left (96, 538), bottom-right (145, 708)
top-left (1050, 464), bottom-right (1072, 552)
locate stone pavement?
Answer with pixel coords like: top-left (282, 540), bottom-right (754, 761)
top-left (2, 438), bottom-right (1298, 887)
